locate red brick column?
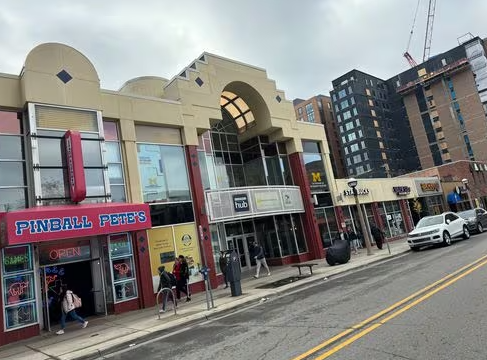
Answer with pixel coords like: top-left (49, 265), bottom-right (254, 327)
top-left (334, 206), bottom-right (345, 230)
top-left (134, 230), bottom-right (155, 308)
top-left (399, 199), bottom-right (414, 232)
top-left (185, 146), bottom-right (218, 288)
top-left (289, 152), bottom-right (324, 259)
top-left (371, 202), bottom-right (385, 230)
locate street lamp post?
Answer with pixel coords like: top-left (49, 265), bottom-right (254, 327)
top-left (347, 178), bottom-right (373, 256)
top-left (462, 178), bottom-right (474, 209)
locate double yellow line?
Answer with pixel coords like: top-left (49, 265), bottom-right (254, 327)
top-left (292, 253), bottom-right (487, 360)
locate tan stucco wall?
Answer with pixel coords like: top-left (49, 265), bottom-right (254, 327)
top-left (333, 177), bottom-right (435, 206)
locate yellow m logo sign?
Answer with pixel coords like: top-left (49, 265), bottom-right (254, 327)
top-left (311, 172), bottom-right (321, 183)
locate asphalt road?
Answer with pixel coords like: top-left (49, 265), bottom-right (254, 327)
top-left (105, 232), bottom-right (487, 360)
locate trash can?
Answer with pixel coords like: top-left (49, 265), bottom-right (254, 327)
top-left (226, 250), bottom-right (242, 296)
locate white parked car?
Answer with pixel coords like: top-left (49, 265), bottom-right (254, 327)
top-left (407, 212), bottom-right (470, 251)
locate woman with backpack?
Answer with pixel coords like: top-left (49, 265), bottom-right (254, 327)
top-left (56, 284), bottom-right (88, 335)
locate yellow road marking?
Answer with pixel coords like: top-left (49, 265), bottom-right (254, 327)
top-left (314, 258), bottom-right (487, 360)
top-left (291, 253), bottom-right (487, 360)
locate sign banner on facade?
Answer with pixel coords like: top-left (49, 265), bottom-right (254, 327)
top-left (147, 223), bottom-right (202, 292)
top-left (205, 186), bottom-right (304, 223)
top-left (64, 130), bottom-right (86, 203)
top-left (393, 186), bottom-right (411, 196)
top-left (414, 179), bottom-right (442, 196)
top-left (0, 203), bottom-right (151, 245)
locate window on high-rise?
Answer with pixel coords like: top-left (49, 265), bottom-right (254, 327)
top-left (351, 144), bottom-right (360, 152)
top-left (371, 109), bottom-right (376, 117)
top-left (353, 154), bottom-right (362, 164)
top-left (343, 110), bottom-right (352, 120)
top-left (366, 88), bottom-right (371, 96)
top-left (350, 97), bottom-right (355, 105)
top-left (340, 100), bottom-right (349, 110)
top-left (348, 133), bottom-right (357, 141)
top-left (352, 108), bottom-right (358, 116)
top-left (338, 89), bottom-right (347, 99)
top-left (305, 103), bottom-right (315, 123)
top-left (345, 122), bottom-right (354, 131)
top-left (356, 165), bottom-right (365, 175)
top-left (298, 107), bottom-right (303, 115)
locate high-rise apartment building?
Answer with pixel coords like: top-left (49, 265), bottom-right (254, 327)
top-left (293, 95), bottom-right (347, 178)
top-left (331, 35), bottom-right (487, 177)
top-left (330, 71), bottom-right (417, 178)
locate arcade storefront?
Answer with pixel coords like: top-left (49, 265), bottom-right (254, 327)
top-left (0, 203), bottom-right (151, 344)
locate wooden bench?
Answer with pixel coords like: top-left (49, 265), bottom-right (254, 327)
top-left (291, 263), bottom-right (318, 276)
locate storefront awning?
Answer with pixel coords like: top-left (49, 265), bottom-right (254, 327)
top-left (0, 203), bottom-right (151, 246)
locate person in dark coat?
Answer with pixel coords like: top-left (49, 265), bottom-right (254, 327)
top-left (174, 255), bottom-right (191, 302)
top-left (219, 251), bottom-right (229, 288)
top-left (157, 266), bottom-right (175, 313)
top-left (370, 223), bottom-right (385, 250)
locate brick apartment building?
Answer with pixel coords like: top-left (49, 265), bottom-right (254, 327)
top-left (293, 95), bottom-right (346, 178)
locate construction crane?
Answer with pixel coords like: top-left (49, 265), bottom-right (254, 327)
top-left (403, 0), bottom-right (437, 68)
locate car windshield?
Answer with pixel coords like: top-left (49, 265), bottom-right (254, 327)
top-left (458, 210), bottom-right (475, 219)
top-left (416, 215), bottom-right (444, 228)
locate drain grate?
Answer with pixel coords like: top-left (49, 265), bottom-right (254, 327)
top-left (255, 275), bottom-right (310, 289)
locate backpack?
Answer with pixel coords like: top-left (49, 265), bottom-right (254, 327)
top-left (168, 273), bottom-right (177, 287)
top-left (72, 293), bottom-right (82, 309)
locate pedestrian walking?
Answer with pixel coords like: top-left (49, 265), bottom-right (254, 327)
top-left (344, 226), bottom-right (359, 255)
top-left (157, 265), bottom-right (176, 313)
top-left (219, 251), bottom-right (229, 288)
top-left (370, 223), bottom-right (385, 250)
top-left (253, 241), bottom-right (270, 278)
top-left (173, 255), bottom-right (191, 302)
top-left (56, 284), bottom-right (88, 335)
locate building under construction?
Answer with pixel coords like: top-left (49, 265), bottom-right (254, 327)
top-left (331, 35), bottom-right (487, 178)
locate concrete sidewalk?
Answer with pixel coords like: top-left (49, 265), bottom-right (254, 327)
top-left (0, 241), bottom-right (410, 360)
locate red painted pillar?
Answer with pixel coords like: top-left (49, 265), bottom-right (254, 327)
top-left (399, 199), bottom-right (414, 233)
top-left (289, 152), bottom-right (324, 259)
top-left (185, 146), bottom-right (218, 288)
top-left (134, 230), bottom-right (155, 307)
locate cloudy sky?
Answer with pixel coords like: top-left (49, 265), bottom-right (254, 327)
top-left (1, 0), bottom-right (485, 100)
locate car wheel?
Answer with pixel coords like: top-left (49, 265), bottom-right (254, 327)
top-left (410, 246), bottom-right (420, 252)
top-left (463, 226), bottom-right (470, 240)
top-left (443, 231), bottom-right (451, 246)
top-left (478, 223), bottom-right (484, 234)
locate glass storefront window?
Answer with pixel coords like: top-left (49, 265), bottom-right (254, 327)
top-left (35, 127), bottom-right (108, 204)
top-left (104, 121), bottom-right (126, 202)
top-left (0, 111), bottom-right (27, 211)
top-left (292, 214), bottom-right (307, 253)
top-left (1, 245), bottom-right (38, 330)
top-left (276, 215), bottom-right (297, 256)
top-left (108, 234), bottom-right (138, 303)
top-left (383, 201), bottom-right (406, 237)
top-left (137, 144), bottom-right (191, 203)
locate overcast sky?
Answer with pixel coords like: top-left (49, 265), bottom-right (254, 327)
top-left (1, 1), bottom-right (485, 100)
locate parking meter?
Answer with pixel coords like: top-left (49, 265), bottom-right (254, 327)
top-left (226, 250), bottom-right (242, 296)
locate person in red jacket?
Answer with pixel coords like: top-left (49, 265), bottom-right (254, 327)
top-left (173, 256), bottom-right (191, 302)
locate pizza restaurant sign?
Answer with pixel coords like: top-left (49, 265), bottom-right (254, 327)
top-left (0, 203), bottom-right (151, 245)
top-left (415, 179), bottom-right (442, 196)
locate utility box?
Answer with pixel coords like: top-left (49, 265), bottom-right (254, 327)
top-left (226, 250), bottom-right (242, 296)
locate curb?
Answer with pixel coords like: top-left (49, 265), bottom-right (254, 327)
top-left (72, 248), bottom-right (410, 360)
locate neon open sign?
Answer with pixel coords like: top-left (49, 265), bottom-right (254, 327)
top-left (39, 243), bottom-right (91, 266)
top-left (49, 247), bottom-right (82, 261)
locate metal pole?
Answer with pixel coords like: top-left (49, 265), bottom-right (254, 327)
top-left (467, 188), bottom-right (474, 209)
top-left (353, 189), bottom-right (373, 256)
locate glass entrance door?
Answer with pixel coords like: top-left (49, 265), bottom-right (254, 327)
top-left (226, 234), bottom-right (256, 271)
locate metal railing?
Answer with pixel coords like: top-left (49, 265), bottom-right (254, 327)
top-left (155, 287), bottom-right (177, 319)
